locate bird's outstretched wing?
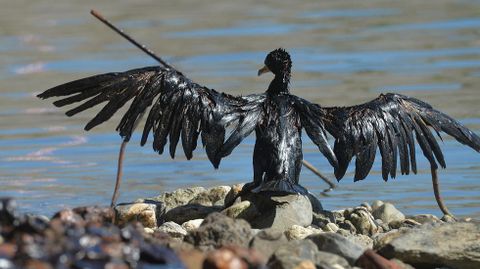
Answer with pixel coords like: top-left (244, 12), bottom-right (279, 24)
top-left (295, 93), bottom-right (480, 181)
top-left (37, 66), bottom-right (265, 168)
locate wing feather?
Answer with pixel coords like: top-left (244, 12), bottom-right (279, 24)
top-left (318, 93), bottom-right (480, 181)
top-left (37, 65), bottom-right (263, 167)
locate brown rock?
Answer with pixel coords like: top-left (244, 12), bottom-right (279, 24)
top-left (204, 248), bottom-right (247, 269)
top-left (204, 246), bottom-right (265, 269)
top-left (24, 259), bottom-right (54, 269)
top-left (178, 249), bottom-right (206, 269)
top-left (355, 249), bottom-right (402, 269)
top-left (0, 243), bottom-right (17, 259)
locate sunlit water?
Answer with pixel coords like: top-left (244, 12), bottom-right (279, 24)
top-left (1, 1), bottom-right (479, 218)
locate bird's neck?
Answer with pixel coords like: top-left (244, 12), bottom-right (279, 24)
top-left (267, 73), bottom-right (290, 95)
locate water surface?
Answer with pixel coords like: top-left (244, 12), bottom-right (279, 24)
top-left (1, 0), bottom-right (479, 218)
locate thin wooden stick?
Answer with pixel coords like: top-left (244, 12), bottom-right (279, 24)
top-left (431, 167), bottom-right (455, 218)
top-left (302, 160), bottom-right (336, 191)
top-left (90, 9), bottom-right (173, 69)
top-left (111, 140), bottom-right (127, 207)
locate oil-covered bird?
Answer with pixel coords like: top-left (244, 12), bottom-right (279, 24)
top-left (38, 48), bottom-right (480, 215)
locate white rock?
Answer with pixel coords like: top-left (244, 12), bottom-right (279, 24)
top-left (285, 225), bottom-right (322, 240)
top-left (372, 203), bottom-right (405, 224)
top-left (143, 227), bottom-right (155, 234)
top-left (323, 222), bottom-right (340, 233)
top-left (182, 219), bottom-right (204, 232)
top-left (371, 200), bottom-right (384, 211)
top-left (285, 225), bottom-right (312, 240)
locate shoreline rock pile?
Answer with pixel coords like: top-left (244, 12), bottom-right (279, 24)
top-left (1, 184), bottom-right (479, 268)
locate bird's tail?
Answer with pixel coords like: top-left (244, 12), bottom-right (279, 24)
top-left (252, 180), bottom-right (308, 195)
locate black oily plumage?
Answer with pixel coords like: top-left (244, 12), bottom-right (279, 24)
top-left (37, 48), bottom-right (480, 194)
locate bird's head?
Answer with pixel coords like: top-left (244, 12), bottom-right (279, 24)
top-left (258, 48), bottom-right (292, 78)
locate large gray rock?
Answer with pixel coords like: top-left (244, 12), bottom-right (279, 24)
top-left (378, 222), bottom-right (480, 269)
top-left (372, 203), bottom-right (405, 224)
top-left (236, 192), bottom-right (313, 231)
top-left (306, 192), bottom-right (324, 213)
top-left (185, 212), bottom-right (252, 250)
top-left (307, 232), bottom-right (366, 265)
top-left (249, 228), bottom-right (289, 259)
top-left (268, 239), bottom-right (350, 269)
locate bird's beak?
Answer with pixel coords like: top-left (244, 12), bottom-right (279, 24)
top-left (257, 65), bottom-right (270, 76)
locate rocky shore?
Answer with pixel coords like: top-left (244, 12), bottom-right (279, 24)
top-left (1, 184), bottom-right (479, 269)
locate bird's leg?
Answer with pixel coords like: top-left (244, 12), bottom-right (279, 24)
top-left (431, 166), bottom-right (455, 219)
top-left (111, 140), bottom-right (128, 208)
